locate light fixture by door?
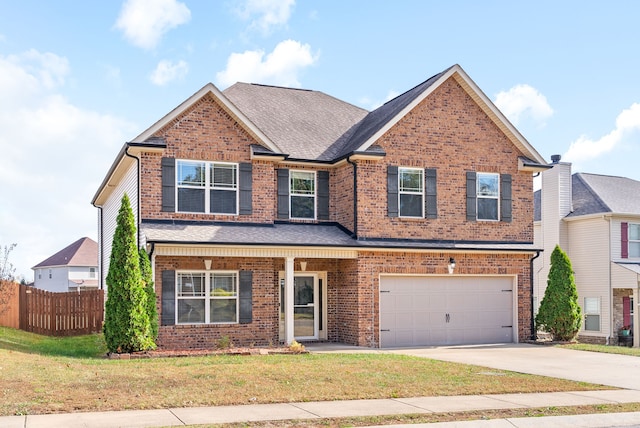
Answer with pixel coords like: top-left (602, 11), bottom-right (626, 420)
top-left (448, 257), bottom-right (456, 274)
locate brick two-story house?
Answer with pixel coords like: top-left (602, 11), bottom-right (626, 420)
top-left (93, 64), bottom-right (548, 350)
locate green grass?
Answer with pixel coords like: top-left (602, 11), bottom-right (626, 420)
top-left (560, 342), bottom-right (640, 357)
top-left (0, 326), bottom-right (107, 358)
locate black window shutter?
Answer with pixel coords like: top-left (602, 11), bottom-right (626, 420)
top-left (239, 270), bottom-right (253, 324)
top-left (277, 169), bottom-right (289, 219)
top-left (387, 165), bottom-right (399, 218)
top-left (500, 174), bottom-right (512, 223)
top-left (425, 168), bottom-right (437, 219)
top-left (317, 170), bottom-right (330, 220)
top-left (239, 162), bottom-right (253, 215)
top-left (622, 222), bottom-right (629, 259)
top-left (466, 171), bottom-right (477, 221)
top-left (161, 270), bottom-right (176, 326)
top-left (161, 157), bottom-right (175, 212)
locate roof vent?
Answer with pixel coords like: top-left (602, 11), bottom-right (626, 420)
top-left (551, 154), bottom-right (561, 164)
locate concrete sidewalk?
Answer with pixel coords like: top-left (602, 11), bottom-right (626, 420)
top-left (2, 389), bottom-right (640, 428)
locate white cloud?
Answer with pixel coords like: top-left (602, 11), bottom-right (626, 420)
top-left (359, 90), bottom-right (401, 111)
top-left (494, 84), bottom-right (553, 126)
top-left (215, 39), bottom-right (317, 88)
top-left (114, 0), bottom-right (191, 50)
top-left (0, 50), bottom-right (137, 279)
top-left (150, 59), bottom-right (189, 86)
top-left (235, 0), bottom-right (295, 34)
top-left (564, 103), bottom-right (640, 163)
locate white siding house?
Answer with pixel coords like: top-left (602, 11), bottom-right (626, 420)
top-left (32, 237), bottom-right (98, 292)
top-left (534, 157), bottom-right (640, 346)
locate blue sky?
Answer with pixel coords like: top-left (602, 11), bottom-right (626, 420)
top-left (1, 0), bottom-right (639, 279)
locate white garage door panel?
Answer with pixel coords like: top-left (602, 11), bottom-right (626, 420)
top-left (380, 276), bottom-right (514, 348)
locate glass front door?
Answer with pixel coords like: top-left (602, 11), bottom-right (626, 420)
top-left (280, 274), bottom-right (319, 340)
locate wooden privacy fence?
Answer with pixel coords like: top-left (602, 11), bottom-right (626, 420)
top-left (0, 281), bottom-right (20, 328)
top-left (0, 284), bottom-right (104, 336)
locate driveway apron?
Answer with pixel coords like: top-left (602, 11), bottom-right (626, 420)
top-left (386, 343), bottom-right (640, 390)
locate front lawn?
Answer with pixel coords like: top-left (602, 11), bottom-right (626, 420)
top-left (0, 327), bottom-right (611, 417)
top-left (560, 342), bottom-right (640, 357)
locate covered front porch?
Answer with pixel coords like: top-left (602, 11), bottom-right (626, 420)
top-left (612, 262), bottom-right (640, 347)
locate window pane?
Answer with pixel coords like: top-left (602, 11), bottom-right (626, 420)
top-left (291, 195), bottom-right (314, 218)
top-left (399, 169), bottom-right (423, 192)
top-left (210, 189), bottom-right (236, 214)
top-left (585, 314), bottom-right (600, 331)
top-left (211, 274), bottom-right (237, 297)
top-left (211, 164), bottom-right (237, 188)
top-left (400, 194), bottom-right (423, 217)
top-left (178, 273), bottom-right (205, 296)
top-left (177, 299), bottom-right (205, 323)
top-left (178, 161), bottom-right (205, 186)
top-left (477, 173), bottom-right (498, 197)
top-left (210, 299), bottom-right (237, 323)
top-left (630, 224), bottom-right (640, 240)
top-left (630, 242), bottom-right (640, 258)
top-left (291, 171), bottom-right (315, 195)
top-left (178, 188), bottom-right (205, 212)
top-left (477, 198), bottom-right (498, 220)
top-left (584, 297), bottom-right (600, 314)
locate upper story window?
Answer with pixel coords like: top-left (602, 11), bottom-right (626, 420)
top-left (290, 170), bottom-right (316, 219)
top-left (476, 172), bottom-right (499, 221)
top-left (176, 160), bottom-right (237, 214)
top-left (628, 224), bottom-right (640, 257)
top-left (176, 271), bottom-right (238, 324)
top-left (399, 167), bottom-right (424, 218)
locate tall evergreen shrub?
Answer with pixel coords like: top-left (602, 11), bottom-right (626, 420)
top-left (139, 247), bottom-right (158, 340)
top-left (535, 245), bottom-right (582, 341)
top-left (103, 193), bottom-right (155, 353)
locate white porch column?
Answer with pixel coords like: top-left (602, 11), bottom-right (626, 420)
top-left (284, 257), bottom-right (295, 345)
top-left (634, 286), bottom-right (639, 348)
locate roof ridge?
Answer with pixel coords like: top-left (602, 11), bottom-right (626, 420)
top-left (574, 173), bottom-right (611, 212)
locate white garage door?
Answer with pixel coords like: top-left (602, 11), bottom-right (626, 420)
top-left (380, 276), bottom-right (514, 348)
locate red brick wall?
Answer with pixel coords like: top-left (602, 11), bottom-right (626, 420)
top-left (355, 78), bottom-right (534, 243)
top-left (139, 95), bottom-right (276, 223)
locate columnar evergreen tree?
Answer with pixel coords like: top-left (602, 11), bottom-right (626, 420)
top-left (535, 245), bottom-right (582, 341)
top-left (103, 194), bottom-right (155, 353)
top-left (139, 247), bottom-right (158, 340)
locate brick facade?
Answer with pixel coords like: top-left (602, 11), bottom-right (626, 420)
top-left (120, 70), bottom-right (541, 350)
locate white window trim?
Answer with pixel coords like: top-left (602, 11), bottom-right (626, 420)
top-left (175, 270), bottom-right (239, 325)
top-left (476, 172), bottom-right (500, 222)
top-left (175, 159), bottom-right (239, 215)
top-left (398, 167), bottom-right (424, 218)
top-left (289, 170), bottom-right (316, 220)
top-left (583, 297), bottom-right (601, 332)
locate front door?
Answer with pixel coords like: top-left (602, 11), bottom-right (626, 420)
top-left (280, 274), bottom-right (319, 340)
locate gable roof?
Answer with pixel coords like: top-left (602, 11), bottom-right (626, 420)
top-left (569, 173), bottom-right (640, 217)
top-left (534, 172), bottom-right (640, 221)
top-left (32, 237), bottom-right (98, 269)
top-left (341, 64), bottom-right (546, 164)
top-left (223, 83), bottom-right (368, 161)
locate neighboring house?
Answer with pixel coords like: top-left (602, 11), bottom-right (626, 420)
top-left (534, 157), bottom-right (639, 347)
top-left (32, 237), bottom-right (99, 292)
top-left (92, 64), bottom-right (548, 350)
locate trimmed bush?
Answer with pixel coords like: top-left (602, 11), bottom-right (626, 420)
top-left (535, 245), bottom-right (582, 341)
top-left (139, 247), bottom-right (158, 340)
top-left (103, 194), bottom-right (155, 353)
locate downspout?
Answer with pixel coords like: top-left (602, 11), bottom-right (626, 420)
top-left (530, 250), bottom-right (541, 341)
top-left (347, 156), bottom-right (358, 238)
top-left (124, 145), bottom-right (142, 246)
top-left (608, 215), bottom-right (613, 345)
top-left (93, 204), bottom-right (104, 290)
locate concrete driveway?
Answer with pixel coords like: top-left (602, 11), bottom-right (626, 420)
top-left (386, 343), bottom-right (640, 390)
top-left (308, 343), bottom-right (640, 390)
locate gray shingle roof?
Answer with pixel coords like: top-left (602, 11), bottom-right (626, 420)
top-left (572, 173), bottom-right (640, 215)
top-left (535, 173), bottom-right (640, 220)
top-left (32, 237), bottom-right (98, 269)
top-left (141, 221), bottom-right (537, 252)
top-left (223, 83), bottom-right (368, 161)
